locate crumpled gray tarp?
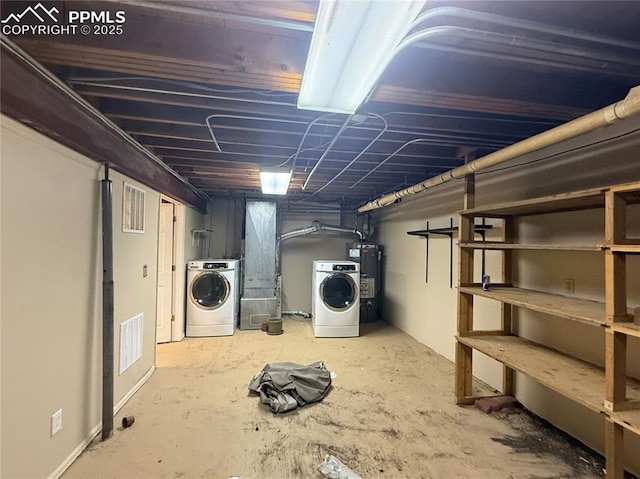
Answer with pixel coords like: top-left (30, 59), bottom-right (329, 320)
top-left (248, 361), bottom-right (332, 413)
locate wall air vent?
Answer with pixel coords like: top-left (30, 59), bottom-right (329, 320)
top-left (122, 182), bottom-right (145, 233)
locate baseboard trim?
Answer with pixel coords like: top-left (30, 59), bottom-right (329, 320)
top-left (46, 422), bottom-right (101, 479)
top-left (114, 365), bottom-right (155, 414)
top-left (47, 365), bottom-right (156, 479)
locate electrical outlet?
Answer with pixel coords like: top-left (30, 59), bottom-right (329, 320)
top-left (564, 278), bottom-right (575, 294)
top-left (51, 409), bottom-right (62, 437)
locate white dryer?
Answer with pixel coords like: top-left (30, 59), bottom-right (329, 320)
top-left (312, 260), bottom-right (360, 338)
top-left (186, 259), bottom-right (240, 337)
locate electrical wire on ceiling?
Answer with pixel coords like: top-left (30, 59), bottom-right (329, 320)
top-left (301, 113), bottom-right (389, 200)
top-left (66, 76), bottom-right (298, 98)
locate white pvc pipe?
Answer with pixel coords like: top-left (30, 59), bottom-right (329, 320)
top-left (358, 85), bottom-right (640, 213)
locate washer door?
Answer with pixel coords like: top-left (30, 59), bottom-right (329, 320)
top-left (320, 273), bottom-right (357, 311)
top-left (190, 272), bottom-right (230, 310)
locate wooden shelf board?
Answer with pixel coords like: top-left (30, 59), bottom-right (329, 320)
top-left (610, 244), bottom-right (640, 254)
top-left (608, 181), bottom-right (640, 195)
top-left (459, 286), bottom-right (606, 326)
top-left (458, 335), bottom-right (640, 414)
top-left (456, 335), bottom-right (606, 413)
top-left (460, 187), bottom-right (606, 217)
top-left (459, 242), bottom-right (605, 251)
top-left (610, 322), bottom-right (640, 338)
top-left (610, 409), bottom-right (640, 436)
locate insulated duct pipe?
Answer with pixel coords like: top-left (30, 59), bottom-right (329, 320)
top-left (101, 165), bottom-right (114, 440)
top-left (279, 221), bottom-right (365, 242)
top-left (275, 221), bottom-right (366, 273)
top-left (358, 86), bottom-right (640, 213)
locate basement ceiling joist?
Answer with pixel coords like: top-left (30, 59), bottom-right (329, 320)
top-left (2, 0), bottom-right (639, 208)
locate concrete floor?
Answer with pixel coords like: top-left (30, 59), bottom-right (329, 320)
top-left (64, 318), bottom-right (607, 479)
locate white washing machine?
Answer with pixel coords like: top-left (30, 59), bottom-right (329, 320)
top-left (312, 260), bottom-right (360, 338)
top-left (186, 259), bottom-right (240, 337)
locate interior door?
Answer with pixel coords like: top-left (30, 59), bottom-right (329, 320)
top-left (156, 202), bottom-right (174, 343)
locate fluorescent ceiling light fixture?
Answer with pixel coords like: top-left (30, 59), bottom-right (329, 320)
top-left (260, 168), bottom-right (292, 195)
top-left (297, 0), bottom-right (426, 114)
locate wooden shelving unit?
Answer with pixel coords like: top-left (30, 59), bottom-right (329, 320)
top-left (455, 180), bottom-right (640, 479)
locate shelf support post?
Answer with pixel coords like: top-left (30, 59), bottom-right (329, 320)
top-left (605, 417), bottom-right (624, 479)
top-left (502, 217), bottom-right (515, 395)
top-left (604, 188), bottom-right (629, 415)
top-left (456, 160), bottom-right (475, 403)
top-left (604, 186), bottom-right (631, 479)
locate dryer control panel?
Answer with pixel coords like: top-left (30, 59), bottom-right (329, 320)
top-left (333, 264), bottom-right (356, 272)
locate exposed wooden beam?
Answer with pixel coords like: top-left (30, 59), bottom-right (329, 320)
top-left (0, 38), bottom-right (206, 211)
top-left (17, 39), bottom-right (589, 119)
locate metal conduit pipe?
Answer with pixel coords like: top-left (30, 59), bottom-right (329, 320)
top-left (412, 42), bottom-right (639, 77)
top-left (358, 85), bottom-right (640, 213)
top-left (67, 76), bottom-right (298, 99)
top-left (1, 37), bottom-right (210, 202)
top-left (68, 79), bottom-right (541, 149)
top-left (350, 138), bottom-right (442, 189)
top-left (71, 77), bottom-right (560, 128)
top-left (205, 111), bottom-right (507, 154)
top-left (304, 114), bottom-right (389, 199)
top-left (302, 115), bottom-right (353, 190)
top-left (286, 113), bottom-right (337, 169)
top-left (206, 113), bottom-right (348, 154)
top-left (410, 7), bottom-right (640, 52)
top-left (203, 112), bottom-right (507, 167)
top-left (393, 26), bottom-right (638, 79)
top-left (383, 111), bottom-right (559, 127)
top-left (406, 27), bottom-right (639, 76)
top-left (359, 8), bottom-right (640, 108)
top-left (69, 80), bottom-right (295, 108)
top-left (386, 112), bottom-right (555, 126)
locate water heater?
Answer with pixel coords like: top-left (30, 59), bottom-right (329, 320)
top-left (346, 243), bottom-right (383, 322)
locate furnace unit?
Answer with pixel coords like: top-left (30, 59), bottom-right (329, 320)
top-left (346, 243), bottom-right (382, 323)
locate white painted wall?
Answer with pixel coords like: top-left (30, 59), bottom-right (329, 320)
top-left (0, 115), bottom-right (160, 478)
top-left (375, 115), bottom-right (640, 475)
top-left (110, 170), bottom-right (159, 403)
top-left (173, 203), bottom-right (206, 340)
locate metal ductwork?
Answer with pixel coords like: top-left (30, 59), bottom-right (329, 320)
top-left (240, 200), bottom-right (279, 330)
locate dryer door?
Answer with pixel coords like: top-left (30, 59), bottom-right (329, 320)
top-left (320, 273), bottom-right (357, 311)
top-left (190, 272), bottom-right (230, 310)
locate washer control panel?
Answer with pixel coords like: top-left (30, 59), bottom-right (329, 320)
top-left (204, 262), bottom-right (227, 269)
top-left (333, 264), bottom-right (356, 272)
